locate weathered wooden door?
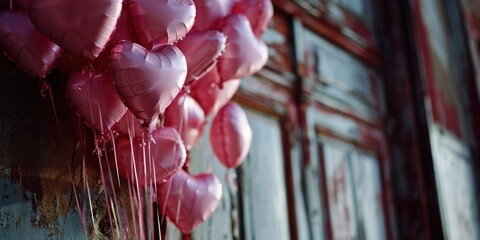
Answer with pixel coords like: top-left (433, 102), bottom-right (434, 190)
top-left (410, 0), bottom-right (480, 239)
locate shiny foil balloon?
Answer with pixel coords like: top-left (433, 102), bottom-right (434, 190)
top-left (0, 0), bottom-right (29, 10)
top-left (113, 110), bottom-right (156, 137)
top-left (218, 14), bottom-right (268, 82)
top-left (57, 10), bottom-right (134, 75)
top-left (92, 10), bottom-right (136, 71)
top-left (232, 0), bottom-right (273, 37)
top-left (210, 102), bottom-right (252, 168)
top-left (192, 0), bottom-right (234, 31)
top-left (190, 68), bottom-right (240, 116)
top-left (66, 68), bottom-right (127, 132)
top-left (176, 30), bottom-right (227, 85)
top-left (110, 41), bottom-right (187, 123)
top-left (158, 170), bottom-right (222, 234)
top-left (13, 0), bottom-right (29, 10)
top-left (57, 51), bottom-right (90, 76)
top-left (164, 91), bottom-right (206, 150)
top-left (112, 127), bottom-right (186, 185)
top-left (127, 0), bottom-right (196, 50)
top-left (0, 11), bottom-right (62, 79)
top-left (29, 0), bottom-right (122, 60)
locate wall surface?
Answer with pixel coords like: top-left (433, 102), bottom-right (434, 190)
top-left (0, 56), bottom-right (104, 239)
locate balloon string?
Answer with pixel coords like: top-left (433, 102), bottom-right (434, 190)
top-left (103, 143), bottom-right (124, 239)
top-left (161, 176), bottom-right (173, 223)
top-left (45, 81), bottom-right (65, 143)
top-left (110, 131), bottom-right (122, 187)
top-left (127, 177), bottom-right (140, 239)
top-left (68, 139), bottom-right (87, 236)
top-left (129, 134), bottom-right (145, 239)
top-left (96, 148), bottom-right (115, 240)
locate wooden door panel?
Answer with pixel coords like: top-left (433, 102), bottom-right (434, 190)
top-left (301, 27), bottom-right (384, 122)
top-left (430, 126), bottom-right (480, 240)
top-left (240, 108), bottom-right (290, 240)
top-left (320, 138), bottom-right (386, 240)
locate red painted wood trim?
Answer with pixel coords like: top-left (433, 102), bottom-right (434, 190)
top-left (272, 0), bottom-right (382, 67)
top-left (408, 0), bottom-right (448, 238)
top-left (281, 117), bottom-right (300, 240)
top-left (315, 125), bottom-right (393, 240)
top-left (317, 143), bottom-right (334, 240)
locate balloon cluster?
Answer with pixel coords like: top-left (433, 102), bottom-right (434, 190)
top-left (0, 0), bottom-right (272, 234)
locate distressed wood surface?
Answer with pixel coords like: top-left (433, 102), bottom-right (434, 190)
top-left (301, 27), bottom-right (384, 122)
top-left (239, 108), bottom-right (290, 240)
top-left (429, 125), bottom-right (480, 240)
top-left (0, 56), bottom-right (101, 239)
top-left (189, 119), bottom-right (236, 240)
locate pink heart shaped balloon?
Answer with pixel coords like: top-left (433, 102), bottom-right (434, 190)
top-left (0, 11), bottom-right (62, 79)
top-left (113, 110), bottom-right (156, 137)
top-left (218, 14), bottom-right (268, 82)
top-left (11, 0), bottom-right (29, 10)
top-left (67, 68), bottom-right (127, 132)
top-left (192, 0), bottom-right (234, 31)
top-left (210, 102), bottom-right (252, 168)
top-left (164, 91), bottom-right (206, 150)
top-left (0, 0), bottom-right (29, 10)
top-left (57, 10), bottom-right (134, 75)
top-left (111, 127), bottom-right (186, 185)
top-left (175, 30), bottom-right (227, 85)
top-left (29, 0), bottom-right (122, 60)
top-left (127, 0), bottom-right (196, 50)
top-left (110, 41), bottom-right (187, 123)
top-left (57, 51), bottom-right (90, 76)
top-left (190, 68), bottom-right (240, 116)
top-left (232, 0), bottom-right (273, 37)
top-left (158, 169), bottom-right (222, 234)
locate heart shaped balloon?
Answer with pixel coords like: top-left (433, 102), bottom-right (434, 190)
top-left (127, 0), bottom-right (196, 50)
top-left (57, 51), bottom-right (90, 76)
top-left (0, 0), bottom-right (28, 10)
top-left (0, 11), bottom-right (62, 79)
top-left (29, 0), bottom-right (122, 60)
top-left (190, 68), bottom-right (240, 116)
top-left (110, 41), bottom-right (187, 123)
top-left (67, 68), bottom-right (127, 132)
top-left (218, 14), bottom-right (268, 82)
top-left (112, 127), bottom-right (186, 185)
top-left (57, 10), bottom-right (134, 75)
top-left (113, 110), bottom-right (156, 137)
top-left (210, 102), bottom-right (252, 168)
top-left (10, 0), bottom-right (29, 10)
top-left (158, 169), bottom-right (222, 234)
top-left (164, 91), bottom-right (206, 150)
top-left (232, 0), bottom-right (273, 37)
top-left (192, 0), bottom-right (234, 31)
top-left (176, 30), bottom-right (227, 85)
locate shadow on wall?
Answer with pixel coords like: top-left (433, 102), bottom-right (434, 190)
top-left (0, 56), bottom-right (102, 239)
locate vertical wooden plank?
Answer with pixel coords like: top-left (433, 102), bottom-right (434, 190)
top-left (239, 108), bottom-right (290, 240)
top-left (349, 150), bottom-right (386, 240)
top-left (188, 119), bottom-right (235, 240)
top-left (319, 137), bottom-right (387, 240)
top-left (304, 106), bottom-right (327, 240)
top-left (429, 126), bottom-right (480, 240)
top-left (323, 141), bottom-right (357, 240)
top-left (166, 220), bottom-right (182, 240)
top-left (289, 139), bottom-right (313, 240)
